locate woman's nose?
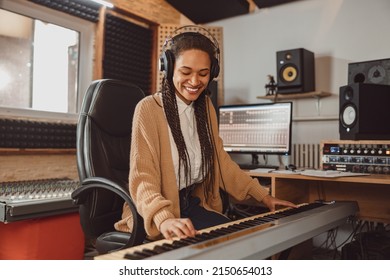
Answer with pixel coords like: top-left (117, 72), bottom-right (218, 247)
top-left (189, 74), bottom-right (200, 85)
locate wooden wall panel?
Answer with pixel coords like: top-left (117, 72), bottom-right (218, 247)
top-left (111, 0), bottom-right (192, 25)
top-left (0, 151), bottom-right (78, 182)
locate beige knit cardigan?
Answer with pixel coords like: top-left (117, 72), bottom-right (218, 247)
top-left (114, 94), bottom-right (269, 239)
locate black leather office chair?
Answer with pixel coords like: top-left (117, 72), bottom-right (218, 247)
top-left (72, 79), bottom-right (146, 255)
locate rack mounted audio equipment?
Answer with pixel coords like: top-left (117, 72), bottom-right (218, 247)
top-left (321, 140), bottom-right (390, 174)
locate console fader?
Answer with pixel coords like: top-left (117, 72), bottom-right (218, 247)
top-left (321, 140), bottom-right (390, 174)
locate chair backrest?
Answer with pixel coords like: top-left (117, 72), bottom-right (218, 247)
top-left (76, 79), bottom-right (145, 238)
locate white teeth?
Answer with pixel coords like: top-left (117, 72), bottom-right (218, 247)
top-left (185, 87), bottom-right (199, 92)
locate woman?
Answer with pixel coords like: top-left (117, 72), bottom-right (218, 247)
top-left (115, 29), bottom-right (296, 240)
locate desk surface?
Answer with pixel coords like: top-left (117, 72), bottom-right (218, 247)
top-left (246, 171), bottom-right (390, 185)
top-left (246, 171), bottom-right (390, 223)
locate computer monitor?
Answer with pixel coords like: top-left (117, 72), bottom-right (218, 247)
top-left (218, 102), bottom-right (293, 160)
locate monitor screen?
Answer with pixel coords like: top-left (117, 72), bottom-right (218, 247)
top-left (218, 102), bottom-right (293, 155)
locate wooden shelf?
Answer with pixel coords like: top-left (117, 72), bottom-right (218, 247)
top-left (257, 91), bottom-right (332, 100)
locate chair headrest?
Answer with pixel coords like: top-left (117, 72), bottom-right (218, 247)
top-left (82, 79), bottom-right (145, 136)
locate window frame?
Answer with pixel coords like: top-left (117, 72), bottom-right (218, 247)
top-left (0, 0), bottom-right (94, 121)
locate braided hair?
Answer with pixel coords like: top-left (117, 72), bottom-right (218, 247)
top-left (161, 33), bottom-right (217, 200)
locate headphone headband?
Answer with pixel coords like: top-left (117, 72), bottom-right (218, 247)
top-left (162, 25), bottom-right (220, 56)
top-left (159, 25), bottom-right (220, 81)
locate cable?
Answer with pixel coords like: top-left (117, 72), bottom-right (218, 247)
top-left (312, 217), bottom-right (362, 259)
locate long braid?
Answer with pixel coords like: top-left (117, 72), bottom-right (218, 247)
top-left (194, 92), bottom-right (215, 201)
top-left (162, 78), bottom-right (191, 188)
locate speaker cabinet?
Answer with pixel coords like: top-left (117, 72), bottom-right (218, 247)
top-left (339, 83), bottom-right (390, 140)
top-left (348, 58), bottom-right (390, 85)
top-left (276, 48), bottom-right (315, 94)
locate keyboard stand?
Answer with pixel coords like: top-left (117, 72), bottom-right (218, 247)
top-left (237, 153), bottom-right (279, 170)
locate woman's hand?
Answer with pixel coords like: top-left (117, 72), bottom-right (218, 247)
top-left (261, 195), bottom-right (297, 212)
top-left (160, 218), bottom-right (198, 240)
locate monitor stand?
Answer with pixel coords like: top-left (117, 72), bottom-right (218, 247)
top-left (238, 153), bottom-right (279, 170)
top-left (252, 153), bottom-right (259, 165)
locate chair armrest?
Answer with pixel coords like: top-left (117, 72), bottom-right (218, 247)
top-left (71, 176), bottom-right (145, 247)
top-left (72, 177), bottom-right (130, 201)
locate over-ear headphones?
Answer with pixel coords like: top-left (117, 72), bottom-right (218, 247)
top-left (159, 25), bottom-right (220, 81)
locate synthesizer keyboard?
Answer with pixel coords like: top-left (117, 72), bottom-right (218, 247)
top-left (96, 201), bottom-right (359, 260)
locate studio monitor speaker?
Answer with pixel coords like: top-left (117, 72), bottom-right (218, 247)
top-left (348, 58), bottom-right (390, 85)
top-left (276, 48), bottom-right (315, 94)
top-left (339, 83), bottom-right (390, 140)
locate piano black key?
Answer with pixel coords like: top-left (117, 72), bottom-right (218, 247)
top-left (255, 216), bottom-right (275, 222)
top-left (216, 227), bottom-right (236, 234)
top-left (228, 224), bottom-right (248, 230)
top-left (172, 240), bottom-right (192, 247)
top-left (192, 234), bottom-right (213, 241)
top-left (239, 220), bottom-right (265, 227)
top-left (124, 251), bottom-right (150, 260)
top-left (178, 238), bottom-right (198, 245)
top-left (152, 245), bottom-right (171, 254)
top-left (200, 232), bottom-right (221, 238)
top-left (267, 213), bottom-right (287, 219)
top-left (134, 251), bottom-right (152, 258)
top-left (161, 243), bottom-right (179, 249)
top-left (184, 236), bottom-right (205, 243)
top-left (123, 253), bottom-right (143, 260)
top-left (208, 229), bottom-right (226, 237)
top-left (141, 248), bottom-right (158, 256)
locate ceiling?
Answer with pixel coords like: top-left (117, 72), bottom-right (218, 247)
top-left (165, 0), bottom-right (301, 24)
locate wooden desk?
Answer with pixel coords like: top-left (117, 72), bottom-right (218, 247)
top-left (247, 171), bottom-right (390, 223)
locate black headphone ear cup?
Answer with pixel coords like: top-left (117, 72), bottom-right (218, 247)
top-left (210, 56), bottom-right (220, 81)
top-left (160, 50), bottom-right (175, 80)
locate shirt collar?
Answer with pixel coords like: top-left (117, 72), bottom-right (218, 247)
top-left (176, 94), bottom-right (193, 115)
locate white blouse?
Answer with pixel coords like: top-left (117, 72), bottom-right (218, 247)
top-left (167, 95), bottom-right (202, 189)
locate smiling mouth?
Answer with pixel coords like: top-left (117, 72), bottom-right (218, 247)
top-left (185, 86), bottom-right (202, 93)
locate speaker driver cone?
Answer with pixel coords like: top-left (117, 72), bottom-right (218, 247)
top-left (341, 104), bottom-right (357, 127)
top-left (281, 65), bottom-right (298, 82)
top-left (368, 65), bottom-right (386, 84)
top-left (343, 86), bottom-right (353, 101)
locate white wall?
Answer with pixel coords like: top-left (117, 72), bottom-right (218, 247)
top-left (212, 0), bottom-right (390, 145)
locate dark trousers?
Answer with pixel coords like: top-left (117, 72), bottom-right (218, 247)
top-left (179, 188), bottom-right (230, 230)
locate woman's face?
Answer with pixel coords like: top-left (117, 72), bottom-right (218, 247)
top-left (172, 49), bottom-right (211, 104)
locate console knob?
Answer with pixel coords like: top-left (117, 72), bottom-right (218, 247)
top-left (367, 166), bottom-right (375, 173)
top-left (352, 165), bottom-right (361, 173)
